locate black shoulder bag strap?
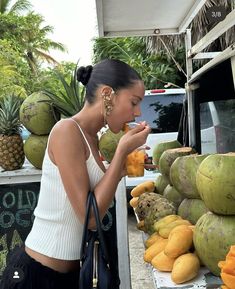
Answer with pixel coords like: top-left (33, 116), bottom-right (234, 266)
top-left (80, 191), bottom-right (110, 262)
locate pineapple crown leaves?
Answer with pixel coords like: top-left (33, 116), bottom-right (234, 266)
top-left (42, 63), bottom-right (86, 118)
top-left (0, 95), bottom-right (23, 135)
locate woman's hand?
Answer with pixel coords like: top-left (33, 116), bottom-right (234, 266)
top-left (117, 121), bottom-right (151, 157)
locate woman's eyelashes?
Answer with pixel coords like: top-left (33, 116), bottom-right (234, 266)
top-left (131, 99), bottom-right (139, 106)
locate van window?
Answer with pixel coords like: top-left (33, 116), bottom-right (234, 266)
top-left (200, 99), bottom-right (235, 154)
top-left (135, 93), bottom-right (184, 133)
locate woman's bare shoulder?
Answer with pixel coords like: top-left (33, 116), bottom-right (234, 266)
top-left (48, 118), bottom-right (85, 152)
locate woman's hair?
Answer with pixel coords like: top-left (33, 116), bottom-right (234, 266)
top-left (76, 59), bottom-right (142, 103)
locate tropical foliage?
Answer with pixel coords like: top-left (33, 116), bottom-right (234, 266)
top-left (0, 0), bottom-right (70, 100)
top-left (0, 0), bottom-right (32, 15)
top-left (92, 37), bottom-right (186, 89)
top-left (0, 12), bottom-right (66, 73)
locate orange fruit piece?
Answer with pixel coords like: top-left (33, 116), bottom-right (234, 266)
top-left (221, 272), bottom-right (235, 289)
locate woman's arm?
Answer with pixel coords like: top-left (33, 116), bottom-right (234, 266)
top-left (49, 120), bottom-right (150, 228)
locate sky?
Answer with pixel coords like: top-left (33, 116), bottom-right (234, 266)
top-left (30, 0), bottom-right (98, 65)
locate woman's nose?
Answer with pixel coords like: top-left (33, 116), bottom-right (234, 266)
top-left (134, 105), bottom-right (141, 117)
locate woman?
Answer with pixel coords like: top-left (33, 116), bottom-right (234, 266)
top-left (0, 59), bottom-right (150, 289)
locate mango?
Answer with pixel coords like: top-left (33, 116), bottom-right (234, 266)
top-left (153, 214), bottom-right (182, 232)
top-left (130, 181), bottom-right (155, 197)
top-left (145, 232), bottom-right (164, 248)
top-left (144, 238), bottom-right (168, 263)
top-left (171, 253), bottom-right (200, 284)
top-left (165, 225), bottom-right (193, 258)
top-left (151, 250), bottom-right (176, 272)
top-left (158, 219), bottom-right (191, 238)
top-left (129, 197), bottom-right (139, 208)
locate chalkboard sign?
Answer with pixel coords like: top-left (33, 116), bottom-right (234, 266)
top-left (0, 183), bottom-right (40, 276)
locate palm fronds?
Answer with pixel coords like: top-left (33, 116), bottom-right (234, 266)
top-left (146, 0), bottom-right (235, 53)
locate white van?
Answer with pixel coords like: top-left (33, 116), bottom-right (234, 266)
top-left (125, 88), bottom-right (186, 188)
top-left (200, 99), bottom-right (235, 154)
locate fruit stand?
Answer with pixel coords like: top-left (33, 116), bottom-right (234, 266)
top-left (129, 150), bottom-right (235, 289)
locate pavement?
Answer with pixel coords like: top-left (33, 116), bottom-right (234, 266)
top-left (128, 211), bottom-right (155, 289)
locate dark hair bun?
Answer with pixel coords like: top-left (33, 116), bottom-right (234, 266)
top-left (76, 65), bottom-right (93, 85)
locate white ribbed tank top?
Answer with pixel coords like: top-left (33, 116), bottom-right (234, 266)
top-left (25, 119), bottom-right (104, 260)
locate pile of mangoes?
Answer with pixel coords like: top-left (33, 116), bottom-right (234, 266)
top-left (143, 214), bottom-right (200, 284)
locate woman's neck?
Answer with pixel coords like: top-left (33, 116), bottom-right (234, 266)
top-left (72, 104), bottom-right (104, 137)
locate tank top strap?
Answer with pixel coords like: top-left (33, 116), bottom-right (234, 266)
top-left (69, 118), bottom-right (92, 154)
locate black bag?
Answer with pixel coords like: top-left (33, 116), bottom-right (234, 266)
top-left (79, 191), bottom-right (112, 289)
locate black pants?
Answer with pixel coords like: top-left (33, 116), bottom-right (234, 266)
top-left (0, 246), bottom-right (80, 289)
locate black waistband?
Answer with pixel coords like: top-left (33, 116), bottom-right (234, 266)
top-left (10, 245), bottom-right (80, 280)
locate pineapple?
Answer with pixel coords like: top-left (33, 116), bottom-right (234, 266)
top-left (0, 95), bottom-right (25, 171)
top-left (43, 63), bottom-right (85, 118)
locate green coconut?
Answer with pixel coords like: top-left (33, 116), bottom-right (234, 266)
top-left (159, 147), bottom-right (196, 183)
top-left (98, 129), bottom-right (124, 163)
top-left (194, 212), bottom-right (235, 276)
top-left (177, 198), bottom-right (209, 224)
top-left (170, 154), bottom-right (209, 199)
top-left (20, 92), bottom-right (57, 135)
top-left (24, 134), bottom-right (48, 169)
top-left (152, 139), bottom-right (182, 166)
top-left (196, 153), bottom-right (235, 215)
top-left (154, 173), bottom-right (169, 195)
top-left (163, 184), bottom-right (184, 209)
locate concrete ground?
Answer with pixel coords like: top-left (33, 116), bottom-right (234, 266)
top-left (128, 211), bottom-right (155, 289)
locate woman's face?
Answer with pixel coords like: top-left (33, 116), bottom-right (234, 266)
top-left (108, 80), bottom-right (145, 133)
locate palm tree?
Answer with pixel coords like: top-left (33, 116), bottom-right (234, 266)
top-left (0, 0), bottom-right (32, 14)
top-left (0, 10), bottom-right (66, 73)
top-left (18, 12), bottom-right (66, 73)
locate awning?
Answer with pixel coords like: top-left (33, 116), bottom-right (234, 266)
top-left (95, 0), bottom-right (207, 37)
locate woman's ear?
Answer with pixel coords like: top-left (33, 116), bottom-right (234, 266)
top-left (101, 86), bottom-right (114, 97)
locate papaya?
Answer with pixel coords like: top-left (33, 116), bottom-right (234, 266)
top-left (164, 225), bottom-right (193, 258)
top-left (218, 261), bottom-right (227, 269)
top-left (221, 286), bottom-right (231, 289)
top-left (130, 181), bottom-right (155, 197)
top-left (171, 253), bottom-right (200, 284)
top-left (221, 272), bottom-right (235, 289)
top-left (218, 245), bottom-right (235, 289)
top-left (144, 238), bottom-right (168, 263)
top-left (151, 250), bottom-right (176, 272)
top-left (227, 245), bottom-right (235, 258)
top-left (221, 259), bottom-right (235, 275)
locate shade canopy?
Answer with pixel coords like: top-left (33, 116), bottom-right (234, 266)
top-left (95, 0), bottom-right (207, 37)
